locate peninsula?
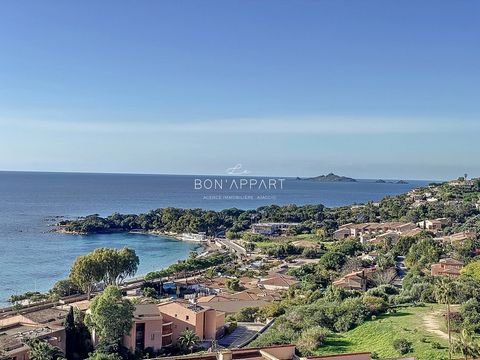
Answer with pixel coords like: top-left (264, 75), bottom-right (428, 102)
top-left (298, 172), bottom-right (357, 182)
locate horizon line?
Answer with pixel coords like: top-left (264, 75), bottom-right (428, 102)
top-left (0, 168), bottom-right (441, 183)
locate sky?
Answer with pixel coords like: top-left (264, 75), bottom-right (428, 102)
top-left (0, 1), bottom-right (479, 180)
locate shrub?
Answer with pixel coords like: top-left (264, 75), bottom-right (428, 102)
top-left (225, 320), bottom-right (237, 335)
top-left (362, 295), bottom-right (388, 315)
top-left (393, 338), bottom-right (413, 355)
top-left (236, 306), bottom-right (260, 322)
top-left (142, 287), bottom-right (157, 298)
top-left (297, 326), bottom-right (329, 355)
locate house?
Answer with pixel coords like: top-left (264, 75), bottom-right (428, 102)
top-left (332, 267), bottom-right (396, 291)
top-left (435, 231), bottom-right (476, 244)
top-left (367, 231), bottom-right (400, 245)
top-left (431, 258), bottom-right (464, 278)
top-left (157, 300), bottom-right (225, 343)
top-left (0, 309), bottom-right (67, 360)
top-left (89, 300), bottom-right (225, 352)
top-left (334, 222), bottom-right (418, 243)
top-left (332, 270), bottom-right (368, 291)
top-left (417, 218), bottom-right (449, 232)
top-left (196, 287), bottom-right (282, 315)
top-left (155, 344), bottom-right (372, 360)
top-left (123, 304), bottom-right (164, 351)
top-left (251, 222), bottom-right (299, 236)
top-left (448, 178), bottom-right (476, 191)
top-left (258, 273), bottom-right (299, 291)
top-left (333, 225), bottom-right (353, 240)
top-left (203, 276), bottom-right (259, 293)
top-left (197, 297), bottom-right (269, 316)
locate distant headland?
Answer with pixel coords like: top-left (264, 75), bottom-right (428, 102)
top-left (297, 173), bottom-right (409, 184)
top-left (297, 173), bottom-right (357, 182)
top-left (375, 179), bottom-right (409, 184)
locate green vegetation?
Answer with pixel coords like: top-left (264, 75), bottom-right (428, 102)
top-left (25, 338), bottom-right (65, 360)
top-left (177, 329), bottom-right (200, 353)
top-left (64, 307), bottom-right (93, 359)
top-left (86, 286), bottom-right (135, 346)
top-left (461, 259), bottom-right (480, 281)
top-left (70, 247), bottom-right (139, 299)
top-left (314, 306), bottom-right (449, 359)
top-left (144, 252), bottom-right (231, 281)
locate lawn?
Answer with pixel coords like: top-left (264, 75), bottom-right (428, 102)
top-left (315, 305), bottom-right (450, 360)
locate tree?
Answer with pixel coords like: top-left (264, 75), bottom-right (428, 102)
top-left (70, 255), bottom-right (102, 300)
top-left (452, 329), bottom-right (480, 360)
top-left (25, 338), bottom-right (64, 360)
top-left (319, 252), bottom-right (346, 271)
top-left (461, 260), bottom-right (480, 281)
top-left (226, 278), bottom-right (242, 291)
top-left (90, 248), bottom-right (139, 285)
top-left (66, 308), bottom-right (93, 360)
top-left (235, 307), bottom-right (260, 322)
top-left (460, 298), bottom-right (480, 334)
top-left (64, 307), bottom-right (75, 360)
top-left (405, 238), bottom-right (441, 268)
top-left (86, 286), bottom-right (134, 345)
top-left (177, 329), bottom-right (200, 353)
top-left (70, 248), bottom-right (139, 299)
top-left (435, 277), bottom-right (457, 360)
top-left (51, 279), bottom-right (82, 298)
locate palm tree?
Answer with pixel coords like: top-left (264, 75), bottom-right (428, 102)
top-left (435, 277), bottom-right (457, 360)
top-left (453, 329), bottom-right (480, 360)
top-left (178, 329), bottom-right (200, 353)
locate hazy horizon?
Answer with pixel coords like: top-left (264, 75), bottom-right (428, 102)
top-left (0, 169), bottom-right (443, 182)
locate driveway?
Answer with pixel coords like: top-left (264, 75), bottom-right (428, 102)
top-left (218, 322), bottom-right (265, 348)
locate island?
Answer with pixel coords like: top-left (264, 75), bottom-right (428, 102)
top-left (375, 179), bottom-right (409, 184)
top-left (299, 172), bottom-right (357, 182)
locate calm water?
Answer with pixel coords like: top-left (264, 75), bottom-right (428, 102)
top-left (0, 171), bottom-right (430, 305)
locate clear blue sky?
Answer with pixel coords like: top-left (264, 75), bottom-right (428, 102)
top-left (0, 1), bottom-right (479, 180)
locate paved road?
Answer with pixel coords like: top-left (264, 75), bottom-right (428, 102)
top-left (215, 238), bottom-right (247, 256)
top-left (218, 322), bottom-right (265, 348)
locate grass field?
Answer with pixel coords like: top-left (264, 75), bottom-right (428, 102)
top-left (314, 305), bottom-right (451, 360)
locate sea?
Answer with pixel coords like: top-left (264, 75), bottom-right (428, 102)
top-left (0, 171), bottom-right (430, 306)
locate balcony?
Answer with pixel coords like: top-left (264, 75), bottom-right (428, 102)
top-left (162, 334), bottom-right (173, 347)
top-left (162, 322), bottom-right (173, 335)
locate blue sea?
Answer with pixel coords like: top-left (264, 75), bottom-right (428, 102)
top-left (0, 171), bottom-right (430, 306)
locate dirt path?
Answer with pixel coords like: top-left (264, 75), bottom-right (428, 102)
top-left (422, 309), bottom-right (449, 340)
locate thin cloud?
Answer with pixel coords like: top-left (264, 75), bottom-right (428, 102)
top-left (1, 116), bottom-right (478, 135)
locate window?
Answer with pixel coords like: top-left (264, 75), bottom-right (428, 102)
top-left (186, 315), bottom-right (189, 320)
top-left (151, 334), bottom-right (155, 341)
top-left (186, 326), bottom-right (189, 330)
top-left (175, 313), bottom-right (177, 317)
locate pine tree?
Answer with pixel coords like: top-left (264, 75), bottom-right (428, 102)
top-left (64, 307), bottom-right (76, 360)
